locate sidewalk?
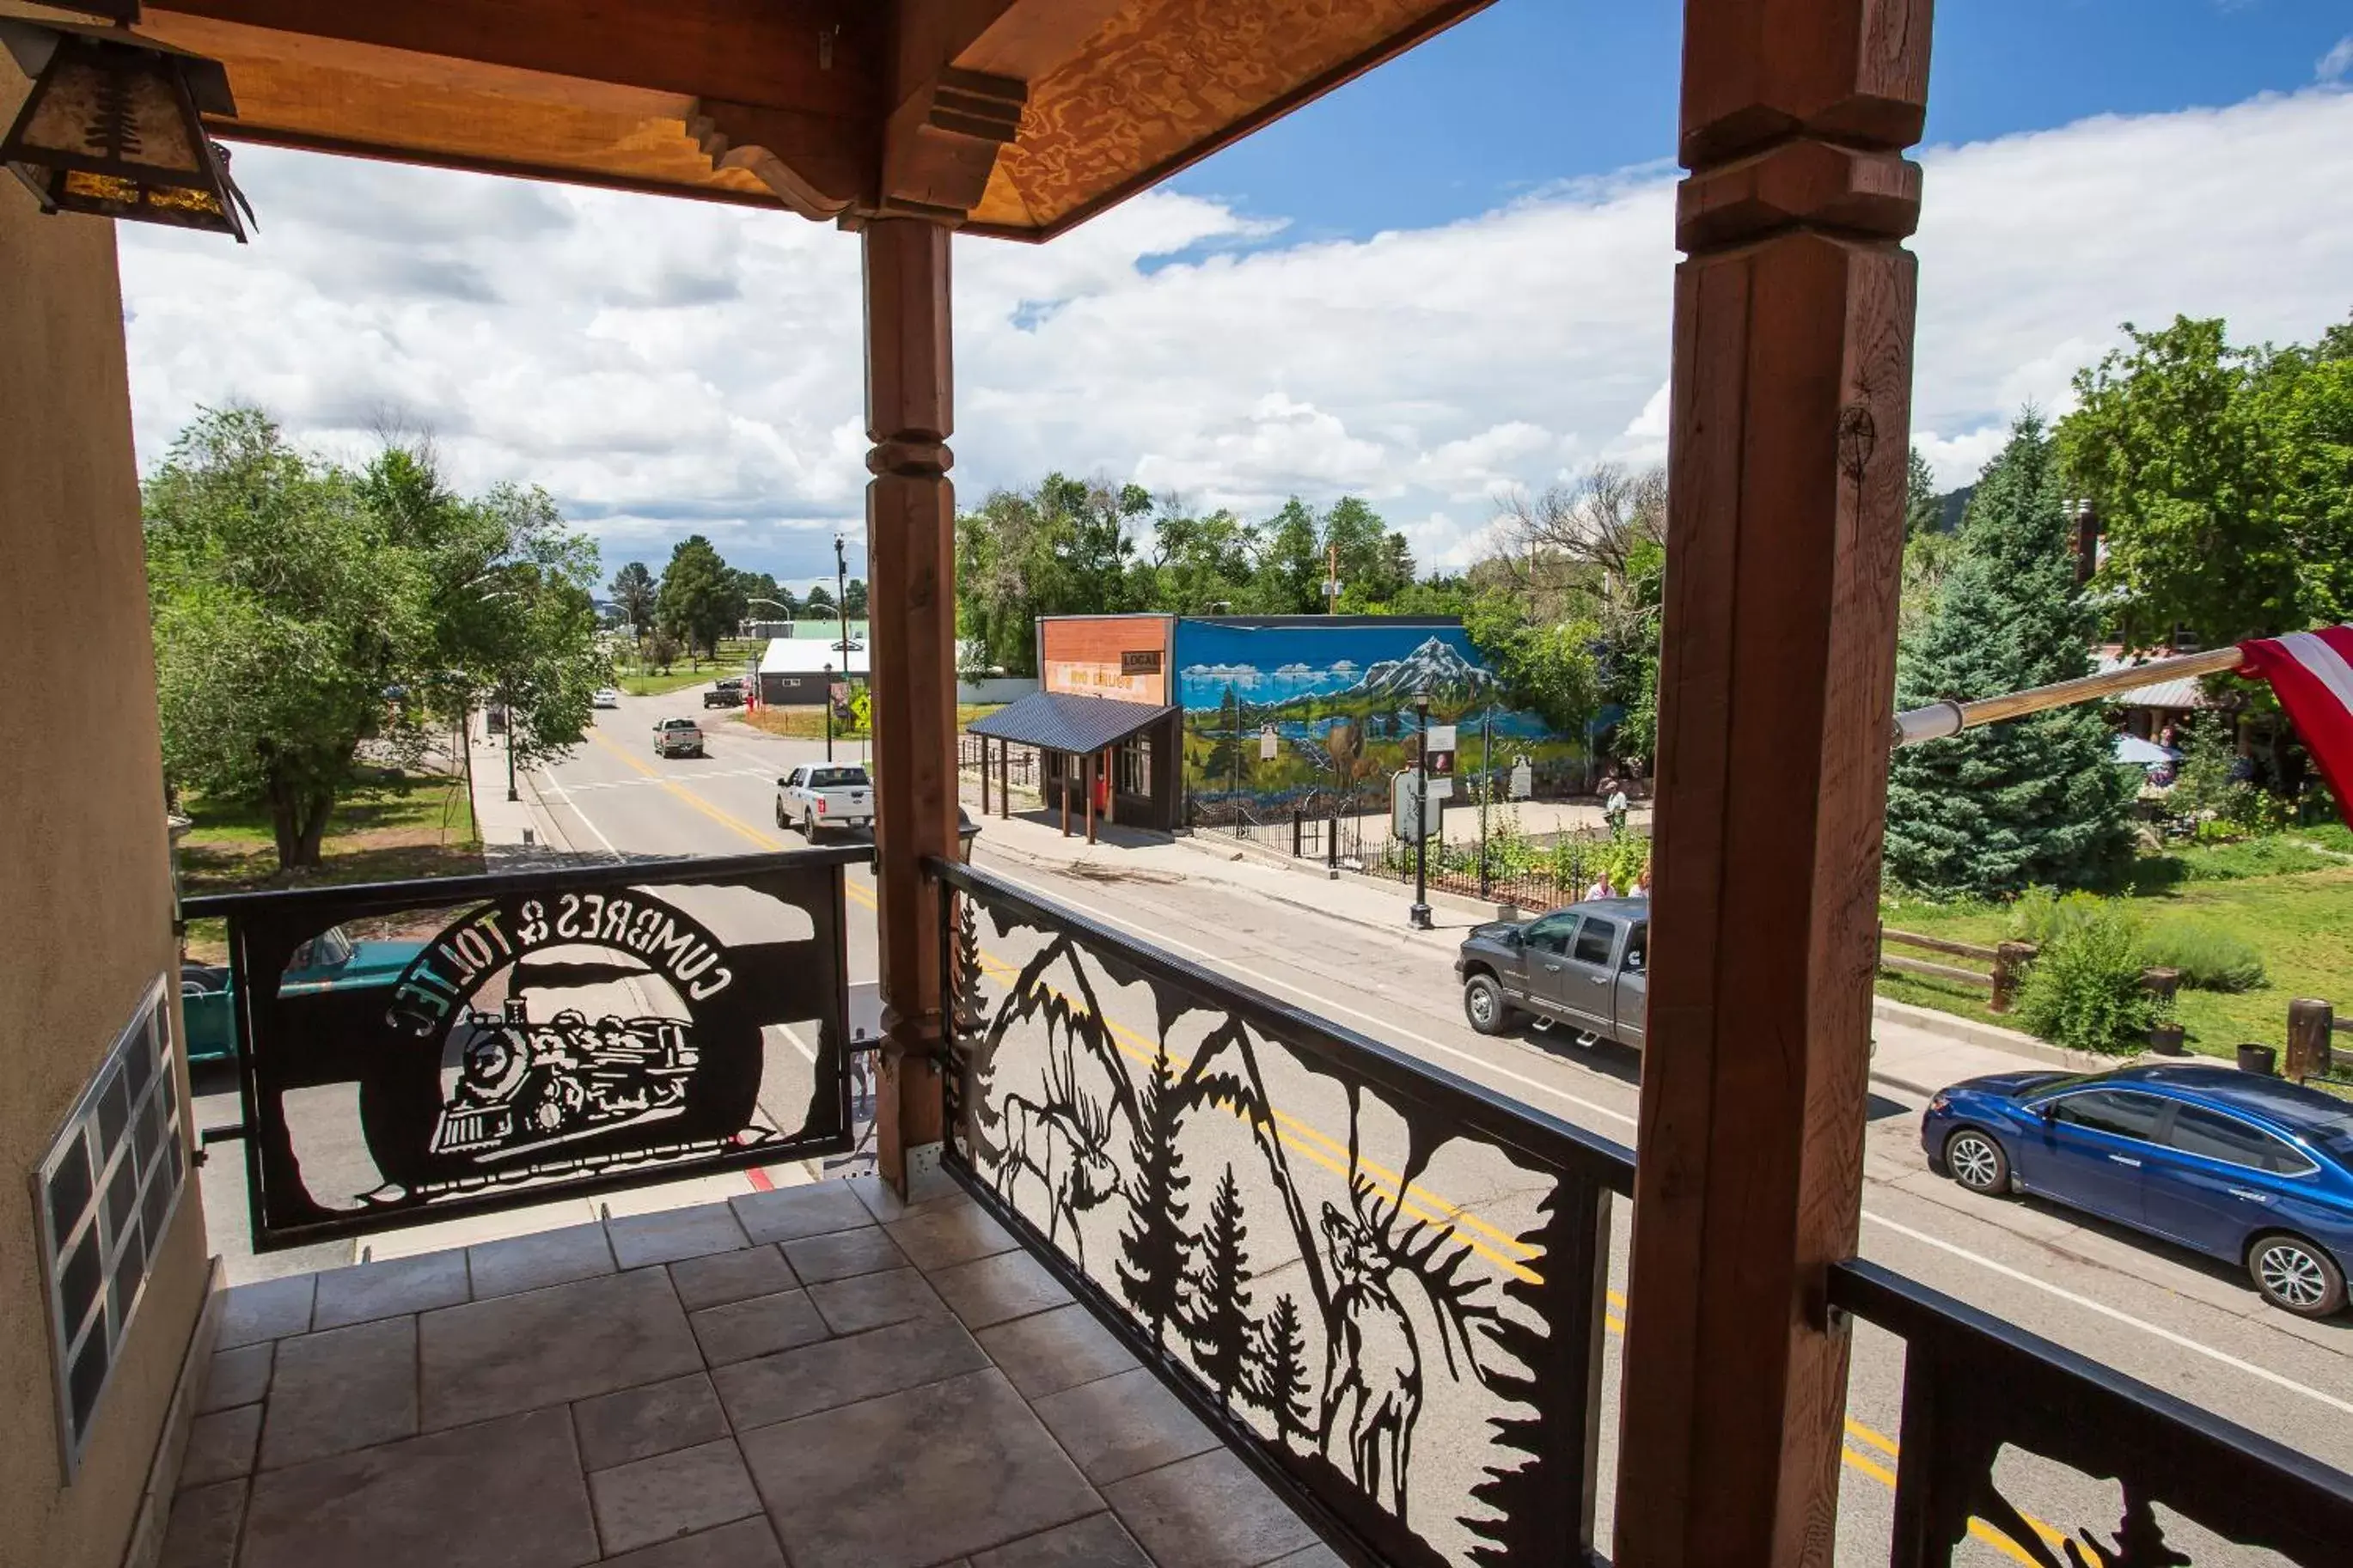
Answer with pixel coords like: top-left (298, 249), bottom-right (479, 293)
top-left (960, 787), bottom-right (1495, 938)
top-left (465, 716), bottom-right (575, 862)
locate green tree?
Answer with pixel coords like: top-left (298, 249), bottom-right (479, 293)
top-left (657, 535), bottom-right (736, 660)
top-left (1246, 497), bottom-right (1323, 613)
top-left (1322, 496), bottom-right (1410, 608)
top-left (147, 408), bottom-right (428, 869)
top-left (731, 568), bottom-right (784, 625)
top-left (358, 448), bottom-right (606, 778)
top-left (610, 561), bottom-right (657, 644)
top-left (1885, 413), bottom-right (2136, 898)
top-left (804, 583), bottom-right (835, 616)
top-left (842, 577), bottom-right (869, 618)
top-left (147, 412), bottom-right (608, 870)
top-left (1474, 463), bottom-right (1668, 768)
top-left (449, 482), bottom-right (607, 775)
top-left (1145, 503), bottom-right (1256, 614)
top-left (2060, 314), bottom-right (2353, 648)
top-left (1905, 445), bottom-right (1944, 540)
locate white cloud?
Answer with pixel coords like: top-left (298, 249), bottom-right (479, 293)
top-left (118, 88), bottom-right (2353, 577)
top-left (2319, 36), bottom-right (2353, 82)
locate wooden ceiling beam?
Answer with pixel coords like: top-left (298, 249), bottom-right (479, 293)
top-left (146, 0), bottom-right (881, 118)
top-left (874, 0), bottom-right (1124, 221)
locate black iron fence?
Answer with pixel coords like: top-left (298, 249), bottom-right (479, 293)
top-left (958, 731), bottom-right (1040, 790)
top-left (183, 848), bottom-right (862, 1251)
top-left (1831, 1258), bottom-right (2353, 1565)
top-left (1359, 825), bottom-right (1638, 913)
top-left (933, 856), bottom-right (1630, 1567)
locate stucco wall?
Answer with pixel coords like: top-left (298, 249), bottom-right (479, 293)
top-left (0, 81), bottom-right (212, 1568)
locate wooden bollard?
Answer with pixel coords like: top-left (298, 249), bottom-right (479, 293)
top-left (2286, 998), bottom-right (2333, 1083)
top-left (1990, 942), bottom-right (2036, 1015)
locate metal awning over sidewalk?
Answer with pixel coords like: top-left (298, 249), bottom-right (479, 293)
top-left (967, 691), bottom-right (1172, 755)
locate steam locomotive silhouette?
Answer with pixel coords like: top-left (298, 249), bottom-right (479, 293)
top-left (432, 998), bottom-right (700, 1159)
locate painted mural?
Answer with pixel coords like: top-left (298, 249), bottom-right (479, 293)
top-left (1173, 619), bottom-right (1586, 815)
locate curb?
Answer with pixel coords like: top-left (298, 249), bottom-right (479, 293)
top-left (1170, 829), bottom-right (1510, 924)
top-left (1868, 996), bottom-right (2116, 1072)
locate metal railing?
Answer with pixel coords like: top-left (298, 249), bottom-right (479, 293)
top-left (1831, 1258), bottom-right (2353, 1565)
top-left (930, 857), bottom-right (2353, 1566)
top-left (932, 857), bottom-right (1631, 1567)
top-left (183, 848), bottom-right (862, 1250)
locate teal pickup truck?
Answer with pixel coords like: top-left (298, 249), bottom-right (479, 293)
top-left (180, 926), bottom-right (427, 1065)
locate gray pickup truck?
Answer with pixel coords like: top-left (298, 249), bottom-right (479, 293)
top-left (1454, 897), bottom-right (1648, 1048)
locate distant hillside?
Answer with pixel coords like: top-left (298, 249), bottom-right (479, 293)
top-left (1936, 485), bottom-right (1975, 534)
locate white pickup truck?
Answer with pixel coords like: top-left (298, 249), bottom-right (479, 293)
top-left (775, 764), bottom-right (873, 838)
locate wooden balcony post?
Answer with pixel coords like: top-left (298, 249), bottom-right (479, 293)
top-left (863, 216), bottom-right (958, 1194)
top-left (1617, 4), bottom-right (1932, 1565)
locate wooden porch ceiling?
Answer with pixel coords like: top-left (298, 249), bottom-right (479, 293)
top-left (27, 0), bottom-right (1496, 238)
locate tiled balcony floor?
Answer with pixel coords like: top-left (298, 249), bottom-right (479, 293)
top-left (162, 1172), bottom-right (1341, 1568)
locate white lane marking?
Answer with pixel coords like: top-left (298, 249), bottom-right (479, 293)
top-left (773, 1022), bottom-right (816, 1064)
top-left (976, 863), bottom-right (1641, 1130)
top-left (984, 859), bottom-right (2353, 1420)
top-left (538, 767), bottom-right (623, 860)
top-left (1863, 1211), bottom-right (2353, 1419)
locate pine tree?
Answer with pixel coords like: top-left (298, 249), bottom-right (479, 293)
top-left (1186, 1167), bottom-right (1255, 1407)
top-left (1884, 413), bottom-right (2136, 898)
top-left (1115, 1053), bottom-right (1192, 1347)
top-left (1248, 1292), bottom-right (1316, 1449)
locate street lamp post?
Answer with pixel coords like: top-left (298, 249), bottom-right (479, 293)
top-left (502, 680), bottom-right (520, 802)
top-left (1409, 693), bottom-right (1433, 930)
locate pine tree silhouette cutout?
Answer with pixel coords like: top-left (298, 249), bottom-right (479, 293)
top-left (1187, 1166), bottom-right (1255, 1407)
top-left (1463, 1187), bottom-right (1573, 1565)
top-left (1250, 1291), bottom-right (1316, 1450)
top-left (1115, 1051), bottom-right (1191, 1347)
top-left (948, 893), bottom-right (986, 1036)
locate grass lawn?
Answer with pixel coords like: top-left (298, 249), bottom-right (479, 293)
top-left (1879, 841), bottom-right (2353, 1063)
top-left (743, 702), bottom-right (1002, 742)
top-left (180, 770), bottom-right (482, 960)
top-left (613, 638), bottom-right (763, 696)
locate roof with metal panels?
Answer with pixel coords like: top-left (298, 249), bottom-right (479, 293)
top-left (966, 690), bottom-right (1172, 755)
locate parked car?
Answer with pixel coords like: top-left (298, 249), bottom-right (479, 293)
top-left (1454, 898), bottom-right (1647, 1048)
top-left (776, 764), bottom-right (873, 837)
top-left (180, 926), bottom-right (427, 1065)
top-left (703, 680), bottom-right (744, 709)
top-left (653, 717), bottom-right (706, 758)
top-left (1923, 1062), bottom-right (2353, 1317)
top-left (592, 687), bottom-right (620, 708)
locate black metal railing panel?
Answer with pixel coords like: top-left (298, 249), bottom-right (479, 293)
top-left (932, 857), bottom-right (1632, 1568)
top-left (185, 849), bottom-right (861, 1251)
top-left (1830, 1258), bottom-right (2353, 1566)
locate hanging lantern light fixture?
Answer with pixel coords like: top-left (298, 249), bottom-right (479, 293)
top-left (0, 16), bottom-right (254, 241)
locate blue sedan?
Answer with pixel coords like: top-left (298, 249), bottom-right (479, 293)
top-left (1922, 1063), bottom-right (2353, 1317)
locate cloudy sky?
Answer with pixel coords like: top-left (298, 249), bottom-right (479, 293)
top-left (114, 5), bottom-right (2353, 589)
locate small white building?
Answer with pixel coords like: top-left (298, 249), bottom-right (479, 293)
top-left (757, 636), bottom-right (868, 705)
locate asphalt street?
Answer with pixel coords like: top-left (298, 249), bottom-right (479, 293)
top-left (201, 685), bottom-right (2353, 1566)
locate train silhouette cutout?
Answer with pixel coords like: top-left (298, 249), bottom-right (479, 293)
top-left (432, 998), bottom-right (700, 1160)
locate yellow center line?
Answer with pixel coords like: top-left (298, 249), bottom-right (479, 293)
top-left (582, 736), bottom-right (2069, 1555)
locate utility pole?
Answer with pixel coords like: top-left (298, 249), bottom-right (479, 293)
top-left (823, 660), bottom-right (834, 763)
top-left (1478, 704), bottom-right (1492, 899)
top-left (1409, 692), bottom-right (1433, 930)
top-left (503, 680), bottom-right (519, 802)
top-left (1324, 542), bottom-right (1340, 614)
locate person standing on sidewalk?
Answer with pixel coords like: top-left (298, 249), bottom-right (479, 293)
top-left (1604, 780), bottom-right (1629, 835)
